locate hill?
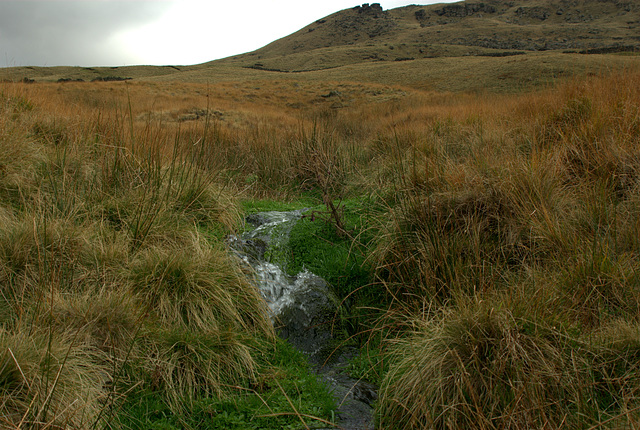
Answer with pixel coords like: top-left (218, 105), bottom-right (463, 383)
top-left (218, 0), bottom-right (640, 72)
top-left (1, 0), bottom-right (639, 92)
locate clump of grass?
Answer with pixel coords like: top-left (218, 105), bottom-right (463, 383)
top-left (140, 326), bottom-right (258, 410)
top-left (125, 233), bottom-right (271, 335)
top-left (0, 214), bottom-right (93, 299)
top-left (0, 328), bottom-right (108, 429)
top-left (588, 320), bottom-right (640, 413)
top-left (372, 174), bottom-right (521, 303)
top-left (378, 300), bottom-right (590, 430)
top-left (46, 287), bottom-right (144, 360)
top-left (561, 247), bottom-right (640, 328)
top-left (120, 231), bottom-right (276, 409)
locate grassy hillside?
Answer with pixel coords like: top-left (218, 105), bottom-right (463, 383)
top-left (224, 0), bottom-right (640, 71)
top-left (1, 1), bottom-right (639, 93)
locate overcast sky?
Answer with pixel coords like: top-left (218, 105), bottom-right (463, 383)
top-left (0, 0), bottom-right (458, 67)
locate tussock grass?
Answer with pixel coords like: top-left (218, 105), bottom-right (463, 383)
top-left (378, 300), bottom-right (589, 430)
top-left (371, 71), bottom-right (640, 428)
top-left (0, 83), bottom-right (277, 425)
top-left (45, 288), bottom-right (143, 359)
top-left (125, 234), bottom-right (271, 334)
top-left (2, 68), bottom-right (640, 427)
top-left (140, 326), bottom-right (258, 410)
top-left (0, 328), bottom-right (108, 429)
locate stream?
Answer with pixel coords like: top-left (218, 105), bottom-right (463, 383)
top-left (228, 210), bottom-right (377, 430)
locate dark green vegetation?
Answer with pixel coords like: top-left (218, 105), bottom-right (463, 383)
top-left (116, 339), bottom-right (335, 430)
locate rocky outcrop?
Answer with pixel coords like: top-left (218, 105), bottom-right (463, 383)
top-left (223, 0), bottom-right (640, 73)
top-left (435, 2), bottom-right (497, 18)
top-left (514, 6), bottom-right (549, 21)
top-left (332, 3), bottom-right (396, 39)
top-left (353, 3), bottom-right (384, 17)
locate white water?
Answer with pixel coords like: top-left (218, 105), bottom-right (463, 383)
top-left (230, 209), bottom-right (309, 318)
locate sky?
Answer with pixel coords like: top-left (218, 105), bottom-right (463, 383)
top-left (0, 0), bottom-right (458, 68)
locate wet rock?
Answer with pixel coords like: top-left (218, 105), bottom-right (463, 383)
top-left (276, 271), bottom-right (340, 362)
top-left (316, 347), bottom-right (377, 430)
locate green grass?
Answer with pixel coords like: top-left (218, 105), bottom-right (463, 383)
top-left (286, 198), bottom-right (376, 297)
top-left (115, 338), bottom-right (336, 430)
top-left (241, 197), bottom-right (318, 214)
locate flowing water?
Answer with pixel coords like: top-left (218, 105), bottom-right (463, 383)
top-left (229, 210), bottom-right (376, 430)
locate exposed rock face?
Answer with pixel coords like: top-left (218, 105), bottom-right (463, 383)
top-left (354, 3), bottom-right (384, 16)
top-left (435, 2), bottom-right (497, 18)
top-left (514, 6), bottom-right (549, 21)
top-left (333, 3), bottom-right (396, 40)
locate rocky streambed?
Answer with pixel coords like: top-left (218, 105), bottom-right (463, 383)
top-left (229, 210), bottom-right (376, 430)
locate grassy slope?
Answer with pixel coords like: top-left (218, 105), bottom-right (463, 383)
top-left (220, 0), bottom-right (640, 70)
top-left (2, 1), bottom-right (639, 93)
top-left (5, 52), bottom-right (639, 94)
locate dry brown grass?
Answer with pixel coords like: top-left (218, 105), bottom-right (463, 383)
top-left (0, 80), bottom-right (278, 426)
top-left (2, 65), bottom-right (640, 428)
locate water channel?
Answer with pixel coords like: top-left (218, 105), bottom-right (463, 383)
top-left (228, 210), bottom-right (377, 430)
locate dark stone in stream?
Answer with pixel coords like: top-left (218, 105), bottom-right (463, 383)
top-left (232, 238), bottom-right (268, 262)
top-left (316, 346), bottom-right (377, 430)
top-left (275, 271), bottom-right (339, 363)
top-left (245, 212), bottom-right (269, 228)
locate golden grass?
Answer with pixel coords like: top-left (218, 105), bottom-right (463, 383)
top-left (0, 80), bottom-right (277, 426)
top-left (1, 65), bottom-right (640, 427)
top-left (378, 300), bottom-right (587, 430)
top-left (0, 328), bottom-right (108, 429)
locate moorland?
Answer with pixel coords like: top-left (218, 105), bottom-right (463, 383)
top-left (2, 0), bottom-right (640, 428)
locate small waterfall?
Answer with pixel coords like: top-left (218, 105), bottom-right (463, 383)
top-left (228, 209), bottom-right (325, 320)
top-left (229, 210), bottom-right (376, 430)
